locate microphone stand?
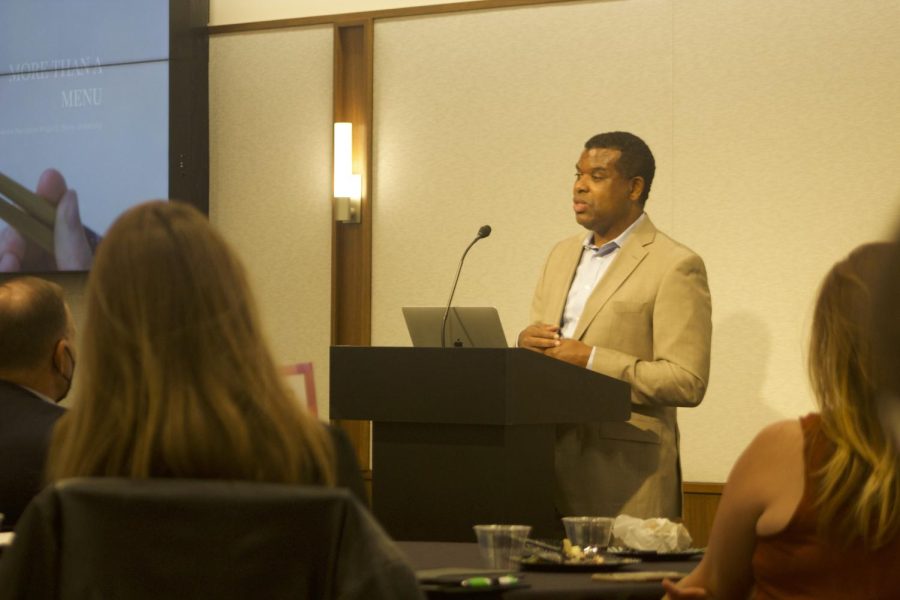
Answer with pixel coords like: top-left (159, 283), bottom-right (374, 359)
top-left (441, 226), bottom-right (491, 348)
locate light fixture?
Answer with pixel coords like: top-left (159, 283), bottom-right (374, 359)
top-left (333, 122), bottom-right (361, 223)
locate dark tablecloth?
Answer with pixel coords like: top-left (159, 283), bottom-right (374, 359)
top-left (398, 541), bottom-right (699, 600)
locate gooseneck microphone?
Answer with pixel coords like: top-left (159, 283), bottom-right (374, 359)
top-left (441, 225), bottom-right (492, 348)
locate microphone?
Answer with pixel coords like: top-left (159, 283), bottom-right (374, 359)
top-left (441, 225), bottom-right (492, 348)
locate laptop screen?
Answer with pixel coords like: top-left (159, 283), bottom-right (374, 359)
top-left (402, 307), bottom-right (508, 348)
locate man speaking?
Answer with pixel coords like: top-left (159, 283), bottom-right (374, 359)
top-left (518, 131), bottom-right (712, 519)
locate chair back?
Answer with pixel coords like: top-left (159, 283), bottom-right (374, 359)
top-left (0, 478), bottom-right (422, 600)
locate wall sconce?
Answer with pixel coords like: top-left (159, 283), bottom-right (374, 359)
top-left (333, 122), bottom-right (361, 223)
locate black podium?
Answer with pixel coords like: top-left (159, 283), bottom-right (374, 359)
top-left (330, 347), bottom-right (630, 541)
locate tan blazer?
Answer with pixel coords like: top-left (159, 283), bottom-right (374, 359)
top-left (530, 214), bottom-right (712, 519)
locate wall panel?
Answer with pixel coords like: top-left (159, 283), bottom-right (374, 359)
top-left (672, 0), bottom-right (900, 480)
top-left (209, 26), bottom-right (334, 418)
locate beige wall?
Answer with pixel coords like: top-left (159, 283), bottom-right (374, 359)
top-left (369, 0), bottom-right (900, 482)
top-left (209, 26), bottom-right (335, 418)
top-left (670, 0), bottom-right (900, 480)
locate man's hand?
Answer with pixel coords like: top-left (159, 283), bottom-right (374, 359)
top-left (0, 169), bottom-right (93, 272)
top-left (517, 322), bottom-right (561, 352)
top-left (545, 338), bottom-right (592, 368)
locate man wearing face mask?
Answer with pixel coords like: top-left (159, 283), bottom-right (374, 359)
top-left (0, 276), bottom-right (74, 530)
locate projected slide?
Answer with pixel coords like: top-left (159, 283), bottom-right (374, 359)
top-left (0, 0), bottom-right (169, 272)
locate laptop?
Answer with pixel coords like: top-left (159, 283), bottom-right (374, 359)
top-left (402, 307), bottom-right (508, 348)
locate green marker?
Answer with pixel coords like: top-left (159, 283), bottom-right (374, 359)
top-left (461, 575), bottom-right (519, 587)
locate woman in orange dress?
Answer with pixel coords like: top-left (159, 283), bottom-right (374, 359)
top-left (664, 243), bottom-right (900, 599)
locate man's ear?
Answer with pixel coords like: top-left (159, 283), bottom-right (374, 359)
top-left (51, 338), bottom-right (69, 374)
top-left (629, 177), bottom-right (646, 202)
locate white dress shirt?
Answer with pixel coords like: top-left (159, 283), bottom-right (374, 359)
top-left (560, 213), bottom-right (645, 368)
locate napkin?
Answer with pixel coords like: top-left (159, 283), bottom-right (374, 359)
top-left (611, 515), bottom-right (692, 552)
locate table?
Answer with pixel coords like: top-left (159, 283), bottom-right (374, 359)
top-left (398, 541), bottom-right (699, 599)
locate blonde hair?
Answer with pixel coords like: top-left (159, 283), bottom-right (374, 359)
top-left (809, 242), bottom-right (900, 548)
top-left (47, 201), bottom-right (335, 485)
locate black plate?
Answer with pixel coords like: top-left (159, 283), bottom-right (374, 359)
top-left (519, 556), bottom-right (641, 572)
top-left (606, 547), bottom-right (704, 561)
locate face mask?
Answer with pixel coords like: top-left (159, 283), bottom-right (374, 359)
top-left (56, 346), bottom-right (75, 401)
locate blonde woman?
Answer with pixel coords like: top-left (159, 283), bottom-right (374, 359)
top-left (0, 201), bottom-right (422, 599)
top-left (664, 243), bottom-right (900, 599)
top-left (47, 201), bottom-right (353, 489)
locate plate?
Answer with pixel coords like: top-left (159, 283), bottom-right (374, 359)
top-left (606, 547), bottom-right (704, 561)
top-left (519, 556), bottom-right (641, 572)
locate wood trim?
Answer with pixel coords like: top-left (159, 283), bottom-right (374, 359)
top-left (683, 482), bottom-right (724, 495)
top-left (682, 481), bottom-right (724, 548)
top-left (207, 0), bottom-right (591, 34)
top-left (362, 468), bottom-right (373, 505)
top-left (331, 21), bottom-right (375, 470)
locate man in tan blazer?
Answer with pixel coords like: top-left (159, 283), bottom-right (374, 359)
top-left (518, 132), bottom-right (711, 520)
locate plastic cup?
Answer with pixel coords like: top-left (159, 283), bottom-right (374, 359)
top-left (473, 524), bottom-right (532, 570)
top-left (562, 516), bottom-right (614, 551)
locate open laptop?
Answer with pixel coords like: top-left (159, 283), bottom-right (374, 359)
top-left (402, 307), bottom-right (508, 348)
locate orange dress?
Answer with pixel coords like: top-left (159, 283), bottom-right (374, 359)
top-left (752, 413), bottom-right (900, 599)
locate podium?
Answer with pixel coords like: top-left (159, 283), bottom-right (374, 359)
top-left (330, 347), bottom-right (630, 541)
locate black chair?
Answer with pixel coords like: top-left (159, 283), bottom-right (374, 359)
top-left (0, 478), bottom-right (423, 600)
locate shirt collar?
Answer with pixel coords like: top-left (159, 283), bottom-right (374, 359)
top-left (582, 212), bottom-right (646, 255)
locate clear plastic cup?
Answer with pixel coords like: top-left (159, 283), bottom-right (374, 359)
top-left (562, 516), bottom-right (614, 551)
top-left (473, 524), bottom-right (532, 570)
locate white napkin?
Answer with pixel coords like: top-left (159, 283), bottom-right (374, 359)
top-left (611, 515), bottom-right (692, 552)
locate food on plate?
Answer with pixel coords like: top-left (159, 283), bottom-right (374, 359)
top-left (562, 538), bottom-right (606, 564)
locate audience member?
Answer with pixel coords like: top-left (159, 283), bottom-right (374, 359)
top-left (0, 201), bottom-right (421, 599)
top-left (0, 276), bottom-right (73, 530)
top-left (663, 243), bottom-right (900, 599)
top-left (44, 201), bottom-right (362, 493)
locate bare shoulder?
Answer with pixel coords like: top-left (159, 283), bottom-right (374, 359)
top-left (724, 420), bottom-right (803, 507)
top-left (735, 419), bottom-right (804, 478)
top-left (684, 418), bottom-right (806, 598)
top-left (743, 419), bottom-right (806, 536)
top-left (751, 419), bottom-right (804, 450)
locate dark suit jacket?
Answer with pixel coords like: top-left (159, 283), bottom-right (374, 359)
top-left (0, 380), bottom-right (65, 531)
